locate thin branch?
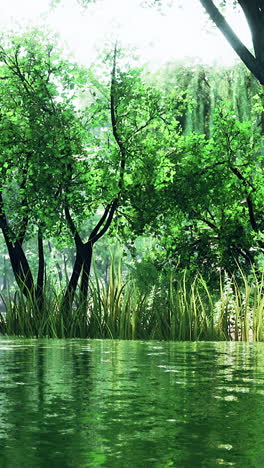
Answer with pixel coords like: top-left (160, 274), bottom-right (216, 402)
top-left (110, 43), bottom-right (126, 192)
top-left (92, 199), bottom-right (118, 243)
top-left (88, 204), bottom-right (111, 243)
top-left (229, 166), bottom-right (255, 191)
top-left (246, 195), bottom-right (259, 233)
top-left (199, 217), bottom-right (218, 231)
top-left (229, 165), bottom-right (259, 234)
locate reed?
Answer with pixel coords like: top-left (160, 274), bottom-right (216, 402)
top-left (1, 259), bottom-right (264, 341)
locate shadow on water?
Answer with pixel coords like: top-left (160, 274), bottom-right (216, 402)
top-left (0, 339), bottom-right (264, 467)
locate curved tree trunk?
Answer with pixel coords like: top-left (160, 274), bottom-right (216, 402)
top-left (0, 192), bottom-right (34, 297)
top-left (199, 0), bottom-right (264, 85)
top-left (63, 250), bottom-right (83, 309)
top-left (2, 231), bottom-right (34, 297)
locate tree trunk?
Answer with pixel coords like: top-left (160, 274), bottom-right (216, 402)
top-left (238, 0), bottom-right (264, 65)
top-left (0, 193), bottom-right (34, 297)
top-left (62, 249), bottom-right (83, 309)
top-left (80, 242), bottom-right (93, 304)
top-left (3, 232), bottom-right (34, 297)
top-left (199, 0), bottom-right (264, 85)
top-left (36, 229), bottom-right (45, 310)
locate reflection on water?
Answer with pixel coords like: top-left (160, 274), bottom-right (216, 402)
top-left (0, 339), bottom-right (264, 467)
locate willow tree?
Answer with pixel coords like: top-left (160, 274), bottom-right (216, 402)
top-left (153, 60), bottom-right (263, 137)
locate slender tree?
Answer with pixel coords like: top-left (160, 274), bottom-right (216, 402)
top-left (0, 31), bottom-right (86, 301)
top-left (62, 45), bottom-right (188, 308)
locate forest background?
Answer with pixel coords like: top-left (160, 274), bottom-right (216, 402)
top-left (1, 0), bottom-right (264, 341)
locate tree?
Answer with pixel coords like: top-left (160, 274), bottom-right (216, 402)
top-left (199, 0), bottom-right (264, 85)
top-left (0, 30), bottom-right (85, 301)
top-left (152, 60), bottom-right (262, 136)
top-left (123, 104), bottom-right (264, 280)
top-left (61, 46), bottom-right (189, 309)
top-left (0, 31), bottom-right (189, 319)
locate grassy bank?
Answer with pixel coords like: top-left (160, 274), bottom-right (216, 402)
top-left (1, 263), bottom-right (264, 341)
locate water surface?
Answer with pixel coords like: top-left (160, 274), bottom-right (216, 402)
top-left (0, 339), bottom-right (264, 467)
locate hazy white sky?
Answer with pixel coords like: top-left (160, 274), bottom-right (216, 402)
top-left (0, 0), bottom-right (252, 69)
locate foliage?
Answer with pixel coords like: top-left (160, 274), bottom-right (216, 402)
top-left (152, 61), bottom-right (262, 136)
top-left (1, 27), bottom-right (264, 340)
top-left (0, 29), bottom-right (190, 309)
top-left (0, 29), bottom-right (88, 240)
top-left (122, 103), bottom-right (264, 279)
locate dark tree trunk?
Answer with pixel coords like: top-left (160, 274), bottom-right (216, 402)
top-left (63, 198), bottom-right (118, 311)
top-left (238, 0), bottom-right (264, 65)
top-left (3, 232), bottom-right (34, 297)
top-left (61, 48), bottom-right (122, 314)
top-left (0, 193), bottom-right (34, 297)
top-left (36, 229), bottom-right (45, 312)
top-left (36, 229), bottom-right (45, 308)
top-left (2, 256), bottom-right (7, 290)
top-left (63, 242), bottom-right (93, 309)
top-left (80, 243), bottom-right (93, 304)
top-left (199, 0), bottom-right (264, 85)
top-left (63, 250), bottom-right (83, 308)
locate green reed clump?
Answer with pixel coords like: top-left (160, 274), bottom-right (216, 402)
top-left (0, 280), bottom-right (92, 338)
top-left (1, 258), bottom-right (264, 341)
top-left (213, 270), bottom-right (264, 341)
top-left (81, 262), bottom-right (264, 342)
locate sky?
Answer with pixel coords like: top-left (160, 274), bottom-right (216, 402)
top-left (0, 0), bottom-right (253, 69)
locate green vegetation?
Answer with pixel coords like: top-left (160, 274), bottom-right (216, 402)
top-left (1, 256), bottom-right (264, 341)
top-left (1, 27), bottom-right (264, 341)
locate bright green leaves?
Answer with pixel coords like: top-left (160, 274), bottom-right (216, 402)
top-left (0, 31), bottom-right (89, 241)
top-left (126, 99), bottom-right (264, 277)
top-left (3, 27), bottom-right (262, 283)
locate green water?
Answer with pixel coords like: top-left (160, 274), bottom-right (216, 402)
top-left (0, 340), bottom-right (264, 468)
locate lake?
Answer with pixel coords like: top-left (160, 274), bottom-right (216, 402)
top-left (0, 339), bottom-right (264, 467)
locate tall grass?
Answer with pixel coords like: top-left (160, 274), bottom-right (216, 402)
top-left (1, 259), bottom-right (264, 341)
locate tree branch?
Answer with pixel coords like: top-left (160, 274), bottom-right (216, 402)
top-left (229, 165), bottom-right (260, 235)
top-left (64, 205), bottom-right (82, 247)
top-left (91, 199), bottom-right (118, 243)
top-left (110, 43), bottom-right (126, 191)
top-left (199, 217), bottom-right (218, 231)
top-left (238, 0), bottom-right (264, 64)
top-left (88, 204), bottom-right (111, 242)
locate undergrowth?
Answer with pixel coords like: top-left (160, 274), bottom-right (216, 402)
top-left (1, 259), bottom-right (264, 341)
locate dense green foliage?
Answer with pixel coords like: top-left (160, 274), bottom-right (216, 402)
top-left (122, 103), bottom-right (264, 281)
top-left (1, 27), bottom-right (264, 340)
